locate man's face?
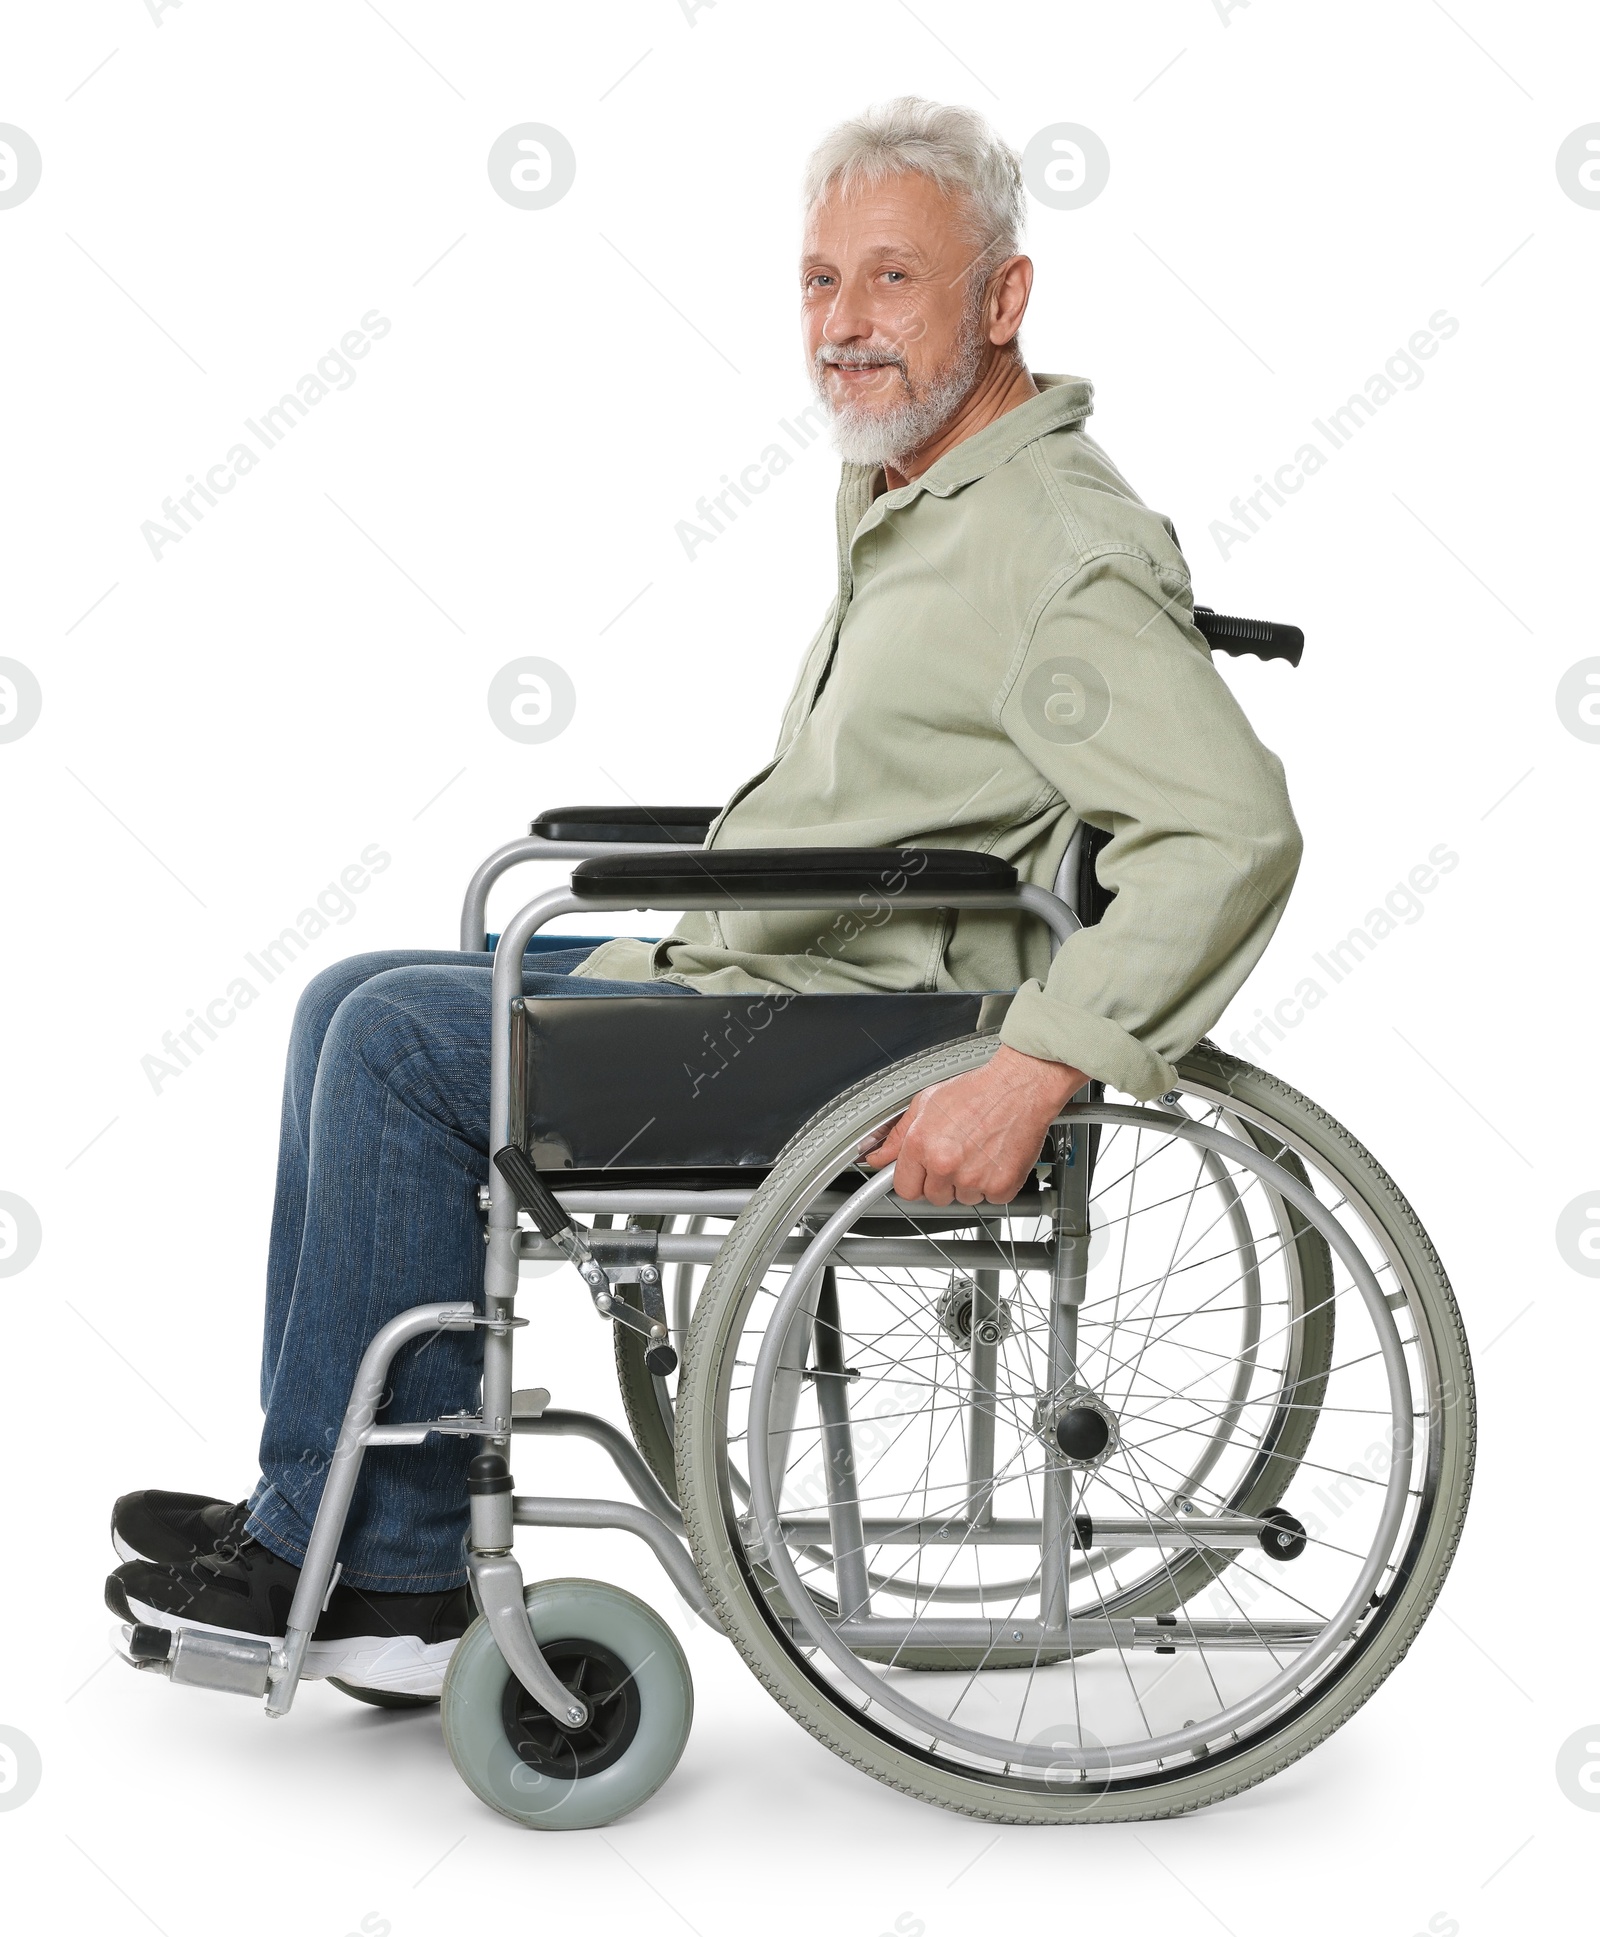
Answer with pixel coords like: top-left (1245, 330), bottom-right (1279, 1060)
top-left (802, 171), bottom-right (994, 467)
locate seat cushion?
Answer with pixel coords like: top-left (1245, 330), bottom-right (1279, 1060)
top-left (513, 990), bottom-right (1011, 1179)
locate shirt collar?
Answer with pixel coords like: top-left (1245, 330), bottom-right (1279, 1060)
top-left (839, 372), bottom-right (1095, 525)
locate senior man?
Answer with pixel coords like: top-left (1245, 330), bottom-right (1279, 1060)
top-left (107, 97), bottom-right (1300, 1697)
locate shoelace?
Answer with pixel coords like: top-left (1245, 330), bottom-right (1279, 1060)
top-left (193, 1533), bottom-right (277, 1584)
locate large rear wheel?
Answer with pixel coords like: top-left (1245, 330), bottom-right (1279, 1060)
top-left (677, 1040), bottom-right (1472, 1821)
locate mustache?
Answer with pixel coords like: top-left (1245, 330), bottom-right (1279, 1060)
top-left (815, 346), bottom-right (907, 372)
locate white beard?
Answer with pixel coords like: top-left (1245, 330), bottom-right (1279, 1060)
top-left (813, 304), bottom-right (987, 470)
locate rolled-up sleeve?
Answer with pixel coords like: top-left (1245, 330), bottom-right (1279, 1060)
top-left (996, 552), bottom-right (1302, 1098)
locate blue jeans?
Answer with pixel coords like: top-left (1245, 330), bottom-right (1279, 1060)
top-left (244, 947), bottom-right (689, 1592)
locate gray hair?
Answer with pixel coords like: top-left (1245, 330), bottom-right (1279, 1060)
top-left (801, 96), bottom-right (1025, 268)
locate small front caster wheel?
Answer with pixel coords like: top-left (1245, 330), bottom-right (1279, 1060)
top-left (440, 1578), bottom-right (692, 1829)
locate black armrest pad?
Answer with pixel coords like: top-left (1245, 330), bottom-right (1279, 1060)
top-left (531, 804), bottom-right (720, 844)
top-left (571, 846), bottom-right (1017, 900)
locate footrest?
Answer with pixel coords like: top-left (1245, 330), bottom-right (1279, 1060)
top-left (116, 1622), bottom-right (274, 1697)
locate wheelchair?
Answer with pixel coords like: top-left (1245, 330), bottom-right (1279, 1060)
top-left (115, 610), bottom-right (1474, 1826)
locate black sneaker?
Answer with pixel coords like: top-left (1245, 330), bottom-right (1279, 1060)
top-left (105, 1541), bottom-right (472, 1698)
top-left (111, 1490), bottom-right (251, 1568)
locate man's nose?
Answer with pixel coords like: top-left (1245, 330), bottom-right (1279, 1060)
top-left (819, 283), bottom-right (879, 346)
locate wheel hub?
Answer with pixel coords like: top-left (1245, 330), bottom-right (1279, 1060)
top-left (500, 1636), bottom-right (641, 1778)
top-left (1034, 1387), bottom-right (1120, 1469)
top-left (935, 1273), bottom-right (1014, 1350)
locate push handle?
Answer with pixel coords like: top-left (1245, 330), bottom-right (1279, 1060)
top-left (1193, 605), bottom-right (1305, 667)
top-left (493, 1144), bottom-right (574, 1240)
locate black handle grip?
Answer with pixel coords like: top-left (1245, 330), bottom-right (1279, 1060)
top-left (1193, 606), bottom-right (1305, 667)
top-left (493, 1145), bottom-right (573, 1239)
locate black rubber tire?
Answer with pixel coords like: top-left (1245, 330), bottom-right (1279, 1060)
top-left (614, 1311), bottom-right (679, 1504)
top-left (440, 1578), bottom-right (693, 1829)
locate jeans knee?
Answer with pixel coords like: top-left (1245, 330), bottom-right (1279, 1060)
top-left (292, 953), bottom-right (423, 1055)
top-left (322, 966), bottom-right (486, 1102)
top-left (320, 975), bottom-right (415, 1078)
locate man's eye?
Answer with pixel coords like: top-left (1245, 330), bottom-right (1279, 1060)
top-left (884, 270), bottom-right (906, 283)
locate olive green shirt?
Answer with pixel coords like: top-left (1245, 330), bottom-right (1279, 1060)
top-left (576, 375), bottom-right (1301, 1099)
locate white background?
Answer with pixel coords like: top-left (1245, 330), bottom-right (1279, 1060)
top-left (1, 1), bottom-right (1594, 1932)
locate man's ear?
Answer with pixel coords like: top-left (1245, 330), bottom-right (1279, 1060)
top-left (988, 253), bottom-right (1034, 347)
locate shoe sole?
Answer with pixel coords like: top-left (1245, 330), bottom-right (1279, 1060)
top-left (122, 1595), bottom-right (460, 1698)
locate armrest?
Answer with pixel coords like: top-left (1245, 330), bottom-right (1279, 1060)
top-left (531, 804), bottom-right (720, 845)
top-left (570, 846), bottom-right (1018, 900)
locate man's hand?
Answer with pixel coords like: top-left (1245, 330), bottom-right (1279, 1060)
top-left (860, 1045), bottom-right (1087, 1206)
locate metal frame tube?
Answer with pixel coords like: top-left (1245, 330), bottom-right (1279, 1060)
top-left (824, 1616), bottom-right (1321, 1651)
top-left (511, 1496), bottom-right (717, 1625)
top-left (552, 885), bottom-right (1077, 937)
top-left (555, 1189), bottom-right (753, 1218)
top-left (459, 833), bottom-right (700, 952)
top-left (266, 1300), bottom-right (477, 1715)
top-left (459, 833), bottom-right (1081, 955)
top-left (519, 1231), bottom-right (1055, 1270)
top-left (1039, 1123), bottom-right (1091, 1627)
top-left (547, 1188), bottom-right (1046, 1220)
top-left (762, 1277), bottom-right (823, 1519)
top-left (812, 1268), bottom-right (871, 1620)
top-left (777, 1514), bottom-right (1276, 1549)
top-left (483, 888), bottom-right (590, 1436)
top-left (966, 1270), bottom-right (1000, 1529)
top-left (516, 1408), bottom-right (681, 1528)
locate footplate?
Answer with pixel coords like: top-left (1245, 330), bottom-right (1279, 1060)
top-left (116, 1622), bottom-right (273, 1697)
